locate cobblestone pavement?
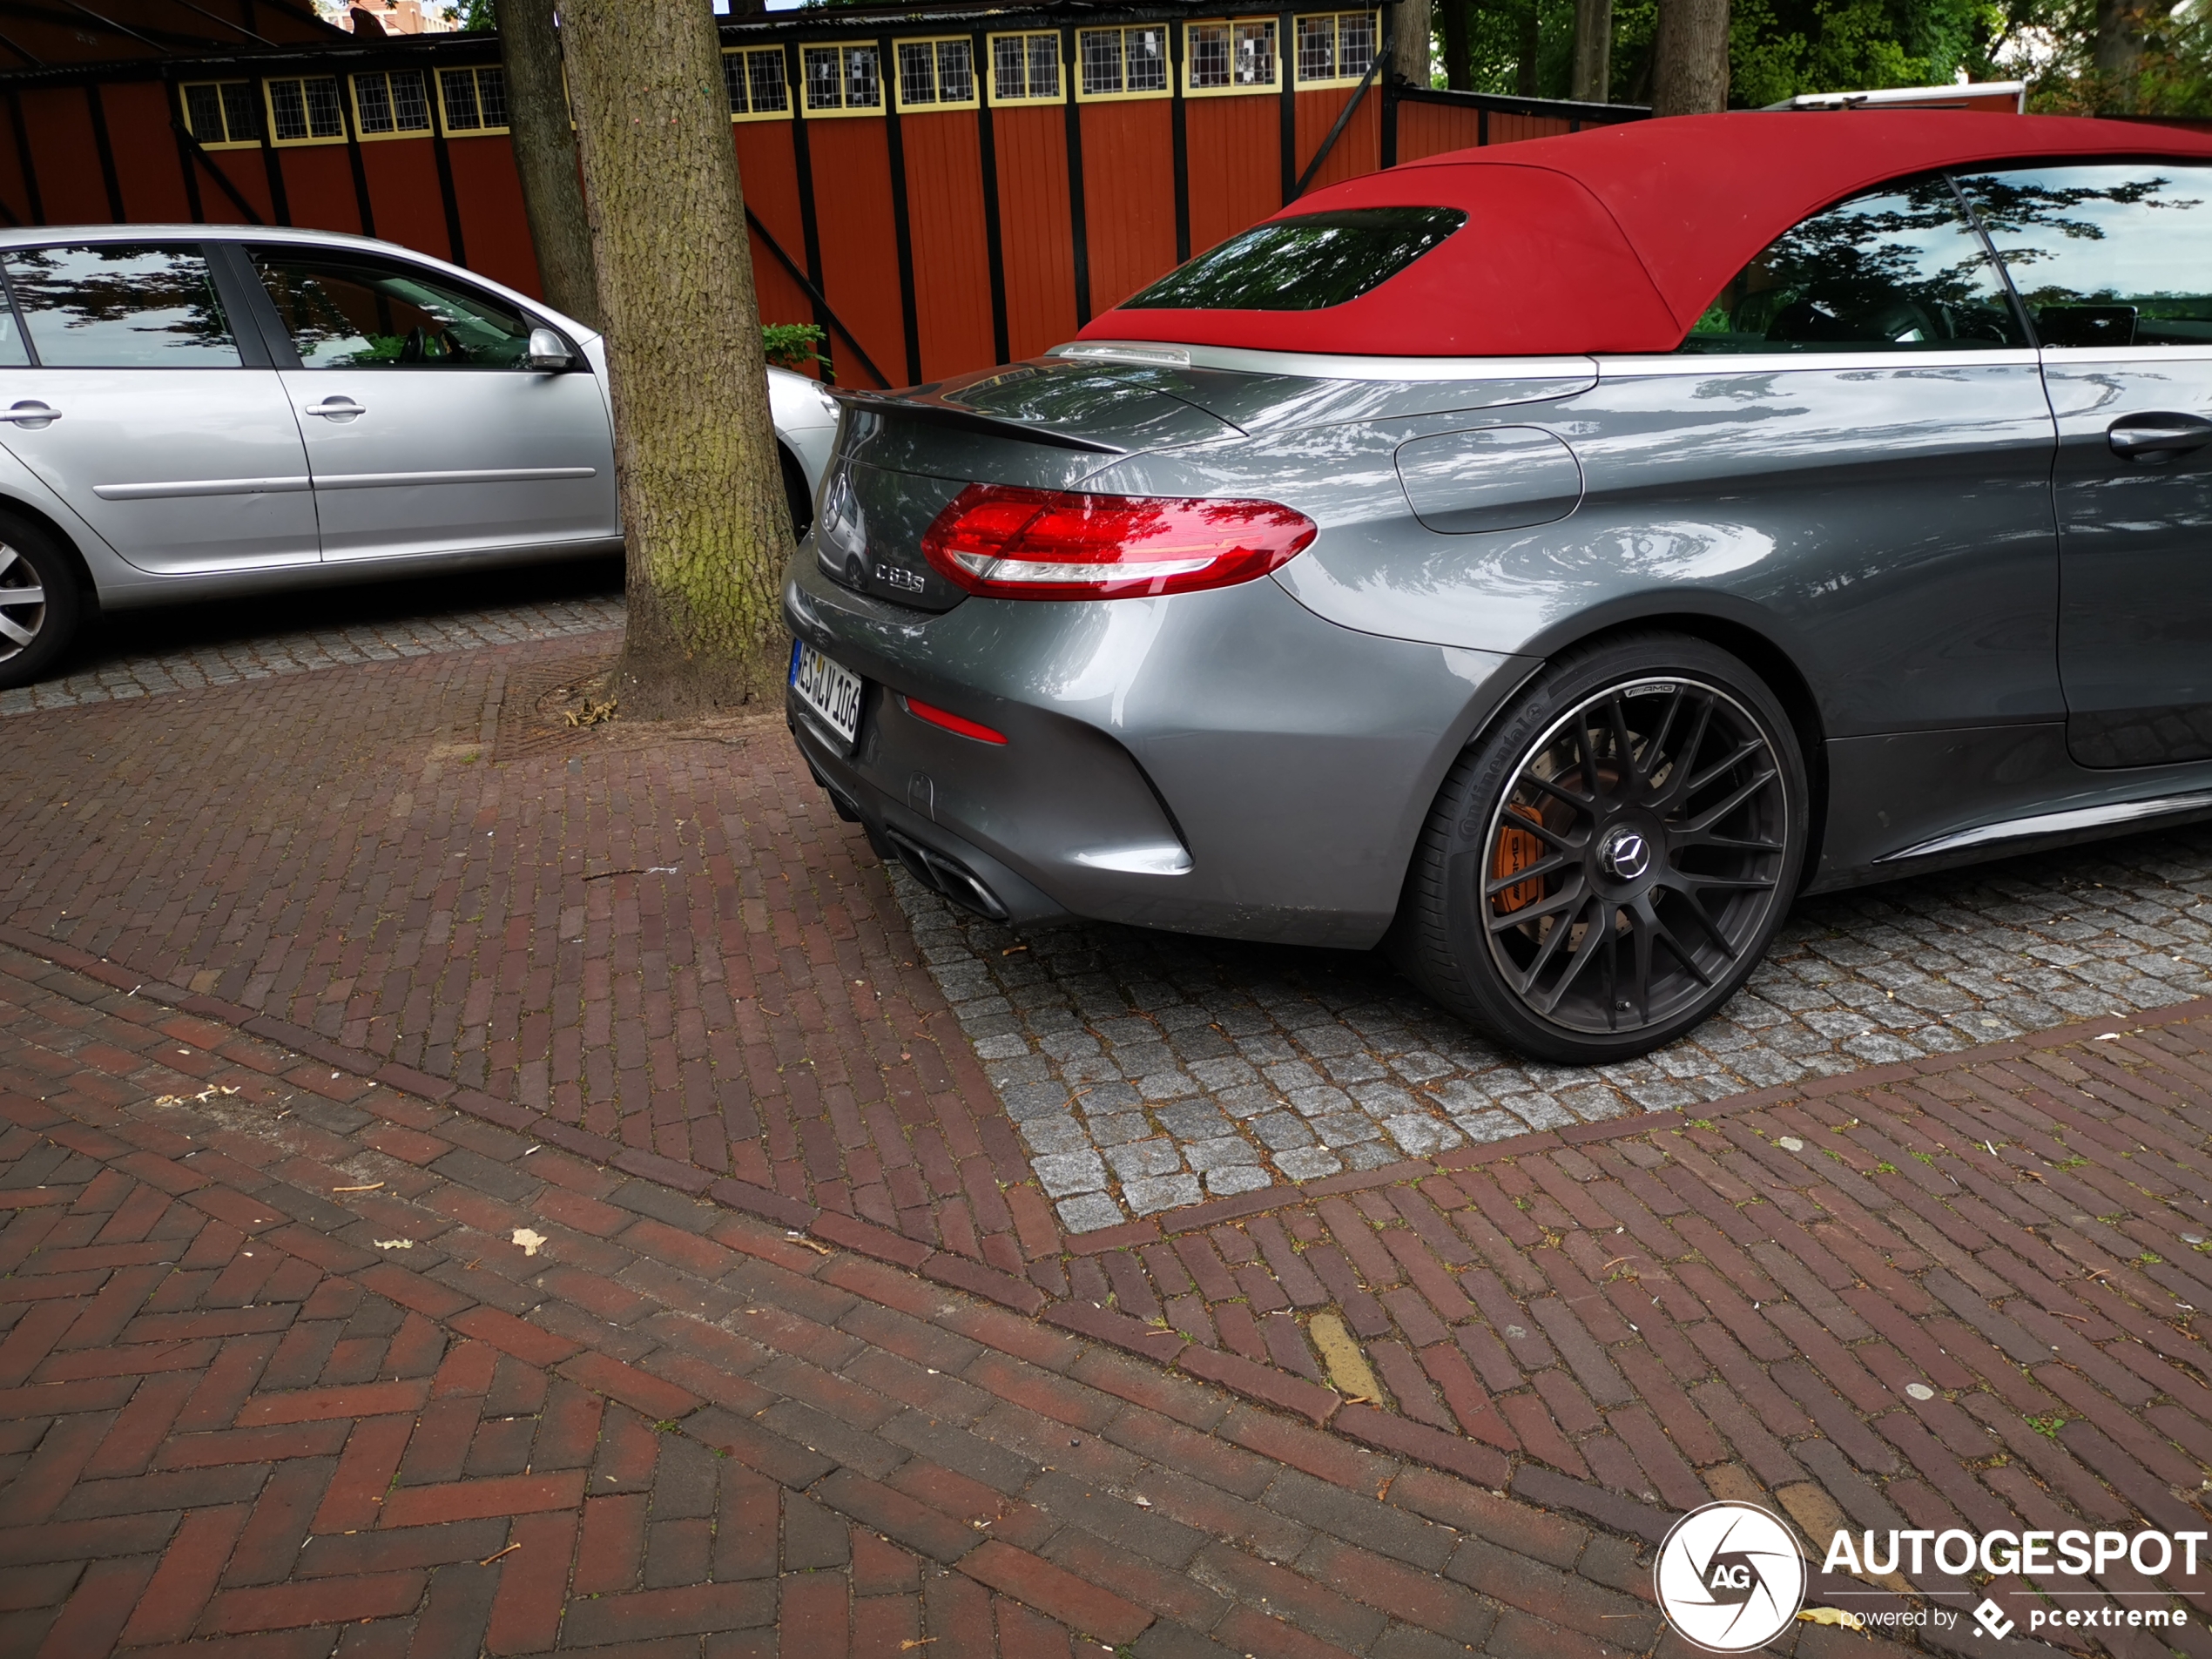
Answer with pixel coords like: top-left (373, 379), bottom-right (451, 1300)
top-left (0, 558), bottom-right (624, 718)
top-left (0, 937), bottom-right (1771, 1659)
top-left (898, 831), bottom-right (2212, 1228)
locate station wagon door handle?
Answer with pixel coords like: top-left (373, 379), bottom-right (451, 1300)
top-left (0, 401), bottom-right (58, 428)
top-left (2107, 413), bottom-right (2212, 460)
top-left (303, 397), bottom-right (366, 421)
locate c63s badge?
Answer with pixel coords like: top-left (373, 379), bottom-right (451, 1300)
top-left (1654, 1501), bottom-right (1807, 1652)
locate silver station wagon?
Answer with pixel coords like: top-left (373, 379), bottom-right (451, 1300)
top-left (786, 111), bottom-right (2212, 1064)
top-left (0, 226), bottom-right (838, 686)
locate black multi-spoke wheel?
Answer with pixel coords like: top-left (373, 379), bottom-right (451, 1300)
top-left (1393, 634), bottom-right (1806, 1064)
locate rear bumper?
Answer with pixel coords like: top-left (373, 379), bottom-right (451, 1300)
top-left (783, 552), bottom-right (1531, 948)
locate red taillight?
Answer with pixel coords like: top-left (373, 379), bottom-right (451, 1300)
top-left (903, 696), bottom-right (1007, 745)
top-left (920, 484), bottom-right (1317, 600)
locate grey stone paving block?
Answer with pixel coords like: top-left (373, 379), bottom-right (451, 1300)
top-left (1033, 1150), bottom-right (1106, 1197)
top-left (1106, 1139), bottom-right (1184, 1181)
top-left (1056, 1192), bottom-right (1126, 1232)
top-left (1124, 1173), bottom-right (1203, 1215)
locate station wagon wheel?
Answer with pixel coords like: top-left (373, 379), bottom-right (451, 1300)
top-left (1393, 634), bottom-right (1807, 1065)
top-left (0, 517), bottom-right (82, 692)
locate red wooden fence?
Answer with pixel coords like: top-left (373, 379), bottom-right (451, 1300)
top-left (0, 0), bottom-right (1643, 386)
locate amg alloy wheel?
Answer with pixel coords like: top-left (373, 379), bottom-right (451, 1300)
top-left (0, 518), bottom-right (78, 691)
top-left (1393, 634), bottom-right (1807, 1064)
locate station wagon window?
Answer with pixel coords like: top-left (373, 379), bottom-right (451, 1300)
top-left (1124, 206), bottom-right (1465, 311)
top-left (1184, 19), bottom-right (1278, 93)
top-left (723, 47), bottom-right (790, 120)
top-left (896, 37), bottom-right (976, 111)
top-left (802, 44), bottom-right (880, 114)
top-left (1682, 177), bottom-right (2025, 354)
top-left (352, 69), bottom-right (433, 138)
top-left (989, 31), bottom-right (1062, 103)
top-left (436, 65), bottom-right (509, 135)
top-left (5, 245), bottom-right (240, 368)
top-left (1956, 163), bottom-right (2212, 348)
top-left (265, 76), bottom-right (347, 145)
top-left (180, 81), bottom-right (260, 148)
top-left (1295, 11), bottom-right (1377, 84)
top-left (251, 250), bottom-right (531, 369)
top-left (1077, 26), bottom-right (1168, 98)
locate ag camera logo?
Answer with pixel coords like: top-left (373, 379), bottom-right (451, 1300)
top-left (1654, 1501), bottom-right (1807, 1651)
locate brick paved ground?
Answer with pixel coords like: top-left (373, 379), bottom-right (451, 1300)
top-left (0, 561), bottom-right (623, 718)
top-left (0, 937), bottom-right (1780, 1659)
top-left (900, 839), bottom-right (2212, 1227)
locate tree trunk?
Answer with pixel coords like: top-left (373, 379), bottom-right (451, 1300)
top-left (563, 0), bottom-right (791, 717)
top-left (497, 0), bottom-right (597, 329)
top-left (1514, 3), bottom-right (1539, 95)
top-left (1571, 0), bottom-right (1612, 100)
top-left (1441, 0), bottom-right (1473, 89)
top-left (1391, 0), bottom-right (1434, 88)
top-left (1651, 0), bottom-right (1728, 112)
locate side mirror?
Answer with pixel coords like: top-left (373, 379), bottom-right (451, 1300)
top-left (525, 327), bottom-right (576, 372)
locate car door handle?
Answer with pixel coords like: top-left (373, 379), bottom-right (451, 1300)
top-left (303, 397), bottom-right (366, 421)
top-left (0, 401), bottom-right (58, 427)
top-left (2107, 412), bottom-right (2212, 459)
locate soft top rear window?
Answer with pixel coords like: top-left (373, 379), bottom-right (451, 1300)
top-left (1122, 206), bottom-right (1466, 313)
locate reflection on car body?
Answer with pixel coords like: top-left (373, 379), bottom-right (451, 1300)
top-left (784, 111), bottom-right (2212, 1064)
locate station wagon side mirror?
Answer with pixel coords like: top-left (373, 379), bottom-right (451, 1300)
top-left (525, 327), bottom-right (577, 372)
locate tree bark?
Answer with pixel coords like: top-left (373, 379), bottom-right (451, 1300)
top-left (1651, 0), bottom-right (1728, 112)
top-left (1391, 0), bottom-right (1434, 88)
top-left (1571, 0), bottom-right (1612, 100)
top-left (1514, 3), bottom-right (1539, 95)
top-left (1440, 0), bottom-right (1473, 89)
top-left (497, 0), bottom-right (597, 329)
top-left (563, 0), bottom-right (791, 716)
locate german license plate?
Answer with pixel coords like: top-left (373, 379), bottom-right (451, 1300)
top-left (790, 639), bottom-right (862, 748)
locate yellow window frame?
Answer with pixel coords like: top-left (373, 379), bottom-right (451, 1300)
top-left (1182, 17), bottom-right (1282, 96)
top-left (1073, 24), bottom-right (1171, 103)
top-left (435, 65), bottom-right (509, 137)
top-left (986, 30), bottom-right (1065, 106)
top-left (179, 79), bottom-right (261, 149)
top-left (349, 68), bottom-right (435, 143)
top-left (262, 74), bottom-right (350, 147)
top-left (1292, 10), bottom-right (1380, 86)
top-left (799, 43), bottom-right (883, 119)
top-left (723, 46), bottom-right (792, 124)
top-left (894, 36), bottom-right (980, 113)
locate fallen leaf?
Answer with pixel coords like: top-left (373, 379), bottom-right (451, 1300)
top-left (1797, 1608), bottom-right (1864, 1630)
top-left (372, 1239), bottom-right (414, 1250)
top-left (512, 1228), bottom-right (549, 1258)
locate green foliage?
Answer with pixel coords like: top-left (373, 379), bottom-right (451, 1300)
top-left (1432, 0), bottom-right (2005, 105)
top-left (761, 322), bottom-right (827, 371)
top-left (456, 0), bottom-right (496, 31)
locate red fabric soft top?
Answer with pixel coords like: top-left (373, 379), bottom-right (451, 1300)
top-left (1076, 111), bottom-right (2212, 358)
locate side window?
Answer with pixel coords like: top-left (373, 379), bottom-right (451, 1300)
top-left (1681, 176), bottom-right (2025, 354)
top-left (250, 251), bottom-right (532, 369)
top-left (3, 244), bottom-right (240, 368)
top-left (1956, 163), bottom-right (2212, 348)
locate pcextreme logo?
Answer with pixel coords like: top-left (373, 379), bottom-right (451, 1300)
top-left (1653, 1502), bottom-right (1807, 1652)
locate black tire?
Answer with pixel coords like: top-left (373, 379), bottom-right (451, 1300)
top-left (1391, 632), bottom-right (1807, 1065)
top-left (0, 516), bottom-right (81, 691)
top-left (780, 446), bottom-right (814, 544)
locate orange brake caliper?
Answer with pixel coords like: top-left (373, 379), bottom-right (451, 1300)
top-left (1491, 806), bottom-right (1547, 916)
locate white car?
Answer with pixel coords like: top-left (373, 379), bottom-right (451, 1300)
top-left (0, 226), bottom-right (840, 687)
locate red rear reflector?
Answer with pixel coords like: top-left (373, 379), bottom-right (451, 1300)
top-left (920, 484), bottom-right (1317, 600)
top-left (902, 695), bottom-right (1008, 745)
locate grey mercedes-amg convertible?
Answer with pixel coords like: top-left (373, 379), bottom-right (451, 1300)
top-left (786, 110), bottom-right (2212, 1065)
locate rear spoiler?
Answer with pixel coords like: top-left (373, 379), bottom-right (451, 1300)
top-left (828, 388), bottom-right (1128, 455)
